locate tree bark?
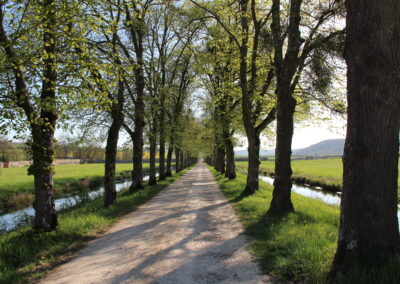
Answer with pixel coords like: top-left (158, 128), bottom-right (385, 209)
top-left (104, 120), bottom-right (120, 207)
top-left (225, 136), bottom-right (236, 179)
top-left (104, 84), bottom-right (124, 207)
top-left (158, 117), bottom-right (166, 180)
top-left (175, 147), bottom-right (181, 173)
top-left (331, 0), bottom-right (400, 276)
top-left (31, 128), bottom-right (58, 231)
top-left (148, 129), bottom-right (157, 186)
top-left (243, 131), bottom-right (261, 195)
top-left (212, 146), bottom-right (218, 169)
top-left (130, 123), bottom-right (144, 190)
top-left (180, 151), bottom-right (184, 170)
top-left (215, 145), bottom-right (225, 173)
top-left (269, 94), bottom-right (295, 213)
top-left (165, 145), bottom-right (173, 177)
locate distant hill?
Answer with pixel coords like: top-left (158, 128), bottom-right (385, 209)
top-left (235, 138), bottom-right (345, 157)
top-left (292, 139), bottom-right (345, 156)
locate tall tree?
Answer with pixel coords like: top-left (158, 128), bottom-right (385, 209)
top-left (120, 0), bottom-right (153, 190)
top-left (268, 0), bottom-right (345, 213)
top-left (195, 27), bottom-right (240, 179)
top-left (77, 0), bottom-right (128, 207)
top-left (190, 0), bottom-right (276, 194)
top-left (0, 0), bottom-right (101, 230)
top-left (331, 0), bottom-right (400, 277)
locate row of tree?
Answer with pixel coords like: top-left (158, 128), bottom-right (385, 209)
top-left (1, 0), bottom-right (399, 279)
top-left (196, 0), bottom-right (399, 279)
top-left (197, 0), bottom-right (344, 200)
top-left (0, 0), bottom-right (202, 231)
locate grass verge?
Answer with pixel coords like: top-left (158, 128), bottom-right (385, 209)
top-left (0, 167), bottom-right (190, 283)
top-left (210, 167), bottom-right (400, 284)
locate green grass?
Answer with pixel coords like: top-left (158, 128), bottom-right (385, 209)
top-left (210, 167), bottom-right (400, 283)
top-left (0, 163), bottom-right (135, 194)
top-left (238, 158), bottom-right (400, 194)
top-left (260, 158), bottom-right (342, 187)
top-left (0, 167), bottom-right (190, 283)
top-left (0, 163), bottom-right (149, 211)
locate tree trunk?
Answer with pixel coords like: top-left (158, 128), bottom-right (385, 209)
top-left (243, 132), bottom-right (260, 195)
top-left (331, 0), bottom-right (400, 276)
top-left (129, 13), bottom-right (145, 191)
top-left (216, 146), bottom-right (225, 174)
top-left (104, 124), bottom-right (119, 207)
top-left (268, 0), bottom-right (302, 214)
top-left (175, 147), bottom-right (181, 173)
top-left (32, 0), bottom-right (58, 231)
top-left (104, 113), bottom-right (123, 206)
top-left (180, 151), bottom-right (184, 170)
top-left (31, 129), bottom-right (58, 231)
top-left (148, 131), bottom-right (157, 186)
top-left (130, 68), bottom-right (145, 190)
top-left (269, 94), bottom-right (295, 213)
top-left (158, 109), bottom-right (166, 180)
top-left (165, 145), bottom-right (173, 177)
top-left (104, 82), bottom-right (124, 208)
top-left (225, 136), bottom-right (236, 179)
top-left (130, 128), bottom-right (144, 190)
top-left (212, 146), bottom-right (217, 170)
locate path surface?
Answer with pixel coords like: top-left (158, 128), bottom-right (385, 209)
top-left (41, 164), bottom-right (274, 284)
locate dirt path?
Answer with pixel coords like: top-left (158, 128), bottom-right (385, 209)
top-left (40, 164), bottom-right (274, 284)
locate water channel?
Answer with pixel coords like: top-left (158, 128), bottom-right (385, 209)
top-left (259, 175), bottom-right (400, 225)
top-left (0, 175), bottom-right (155, 233)
top-left (2, 173), bottom-right (398, 232)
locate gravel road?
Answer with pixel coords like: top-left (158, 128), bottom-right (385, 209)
top-left (40, 164), bottom-right (274, 284)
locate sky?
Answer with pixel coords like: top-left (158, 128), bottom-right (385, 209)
top-left (291, 123), bottom-right (346, 149)
top-left (236, 117), bottom-right (347, 151)
top-left (5, 118), bottom-right (347, 151)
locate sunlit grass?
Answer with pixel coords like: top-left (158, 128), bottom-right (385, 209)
top-left (0, 163), bottom-right (136, 194)
top-left (0, 163), bottom-right (149, 211)
top-left (211, 167), bottom-right (400, 283)
top-left (0, 167), bottom-right (189, 283)
top-left (237, 158), bottom-right (400, 195)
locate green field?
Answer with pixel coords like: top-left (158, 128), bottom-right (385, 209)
top-left (238, 158), bottom-right (400, 192)
top-left (210, 168), bottom-right (400, 283)
top-left (0, 163), bottom-right (148, 211)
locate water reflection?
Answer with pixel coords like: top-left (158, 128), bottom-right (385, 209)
top-left (0, 177), bottom-right (146, 233)
top-left (259, 175), bottom-right (400, 225)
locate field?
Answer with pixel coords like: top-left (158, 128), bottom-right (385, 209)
top-left (238, 158), bottom-right (400, 193)
top-left (210, 168), bottom-right (400, 283)
top-left (0, 163), bottom-right (147, 211)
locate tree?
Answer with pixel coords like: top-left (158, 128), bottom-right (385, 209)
top-left (330, 0), bottom-right (400, 277)
top-left (145, 2), bottom-right (176, 181)
top-left (190, 0), bottom-right (276, 195)
top-left (0, 0), bottom-right (99, 231)
top-left (83, 0), bottom-right (128, 207)
top-left (194, 26), bottom-right (240, 179)
top-left (144, 2), bottom-right (200, 178)
top-left (121, 0), bottom-right (152, 191)
top-left (166, 50), bottom-right (196, 173)
top-left (268, 0), bottom-right (345, 213)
